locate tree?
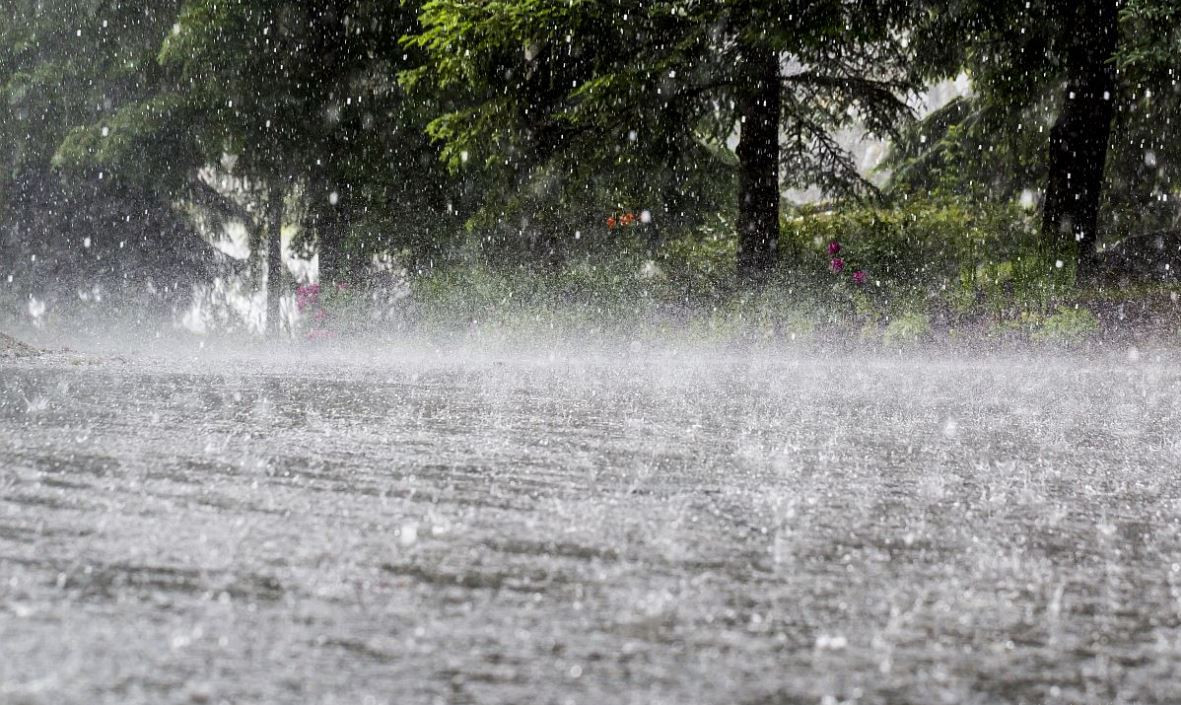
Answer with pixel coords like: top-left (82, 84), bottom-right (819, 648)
top-left (1113, 0), bottom-right (1181, 238)
top-left (156, 0), bottom-right (468, 287)
top-left (406, 0), bottom-right (917, 281)
top-left (0, 0), bottom-right (218, 321)
top-left (1039, 0), bottom-right (1118, 271)
top-left (891, 0), bottom-right (1179, 275)
top-left (49, 0), bottom-right (469, 334)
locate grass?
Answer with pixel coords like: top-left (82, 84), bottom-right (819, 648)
top-left (370, 200), bottom-right (1181, 347)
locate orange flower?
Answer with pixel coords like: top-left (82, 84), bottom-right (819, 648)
top-left (621, 212), bottom-right (635, 226)
top-left (606, 215), bottom-right (617, 230)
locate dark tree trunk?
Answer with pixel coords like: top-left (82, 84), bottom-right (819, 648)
top-left (1041, 0), bottom-right (1118, 278)
top-left (315, 182), bottom-right (361, 286)
top-left (266, 187), bottom-right (284, 336)
top-left (735, 44), bottom-right (781, 282)
top-left (317, 197), bottom-right (345, 286)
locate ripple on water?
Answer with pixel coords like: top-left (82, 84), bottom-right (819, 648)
top-left (3, 352), bottom-right (1181, 704)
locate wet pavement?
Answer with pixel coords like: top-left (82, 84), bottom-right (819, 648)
top-left (2, 347), bottom-right (1181, 704)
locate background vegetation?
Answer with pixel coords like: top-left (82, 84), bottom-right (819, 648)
top-left (1, 0), bottom-right (1178, 343)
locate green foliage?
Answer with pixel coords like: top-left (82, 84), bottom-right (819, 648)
top-left (2, 0), bottom-right (1174, 330)
top-left (882, 312), bottom-right (932, 346)
top-left (883, 95), bottom-right (1051, 203)
top-left (53, 93), bottom-right (203, 193)
top-left (993, 304), bottom-right (1101, 343)
top-left (404, 0), bottom-right (920, 258)
top-left (1031, 306), bottom-right (1100, 343)
top-left (398, 197), bottom-right (1120, 344)
top-left (1118, 1), bottom-right (1181, 72)
top-left (1, 1), bottom-right (181, 195)
top-left (778, 199), bottom-right (1084, 333)
top-left (37, 1), bottom-right (475, 275)
top-left (891, 0), bottom-right (1181, 242)
top-left (781, 199), bottom-right (1035, 286)
top-left (952, 255), bottom-right (1076, 319)
top-left (0, 1), bottom-right (211, 311)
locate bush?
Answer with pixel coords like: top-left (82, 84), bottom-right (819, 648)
top-left (780, 199), bottom-right (1080, 321)
top-left (782, 199), bottom-right (1033, 280)
top-left (387, 197), bottom-right (1128, 344)
top-left (1032, 306), bottom-right (1100, 343)
top-left (882, 312), bottom-right (933, 346)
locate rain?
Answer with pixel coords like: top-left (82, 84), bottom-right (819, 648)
top-left (2, 1), bottom-right (1181, 704)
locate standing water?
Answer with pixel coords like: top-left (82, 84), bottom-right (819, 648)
top-left (2, 346), bottom-right (1181, 704)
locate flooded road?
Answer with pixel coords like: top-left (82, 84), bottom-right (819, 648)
top-left (3, 347), bottom-right (1181, 704)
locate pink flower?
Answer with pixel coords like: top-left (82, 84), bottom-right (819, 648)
top-left (852, 270), bottom-right (867, 285)
top-left (830, 257), bottom-right (845, 273)
top-left (827, 241), bottom-right (841, 256)
top-left (295, 283), bottom-right (321, 312)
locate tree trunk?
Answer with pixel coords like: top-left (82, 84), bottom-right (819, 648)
top-left (315, 183), bottom-right (360, 287)
top-left (317, 197), bottom-right (344, 286)
top-left (266, 187), bottom-right (284, 337)
top-left (1041, 0), bottom-right (1118, 278)
top-left (735, 44), bottom-right (781, 283)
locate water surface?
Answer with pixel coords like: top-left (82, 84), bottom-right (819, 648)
top-left (2, 347), bottom-right (1180, 704)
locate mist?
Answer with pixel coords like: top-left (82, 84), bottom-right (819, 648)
top-left (3, 1), bottom-right (1181, 703)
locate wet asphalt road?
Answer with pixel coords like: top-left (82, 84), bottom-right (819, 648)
top-left (3, 348), bottom-right (1181, 704)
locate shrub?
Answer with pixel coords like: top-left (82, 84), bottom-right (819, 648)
top-left (391, 197), bottom-right (1117, 342)
top-left (781, 199), bottom-right (1080, 321)
top-left (882, 312), bottom-right (933, 346)
top-left (1032, 306), bottom-right (1100, 343)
